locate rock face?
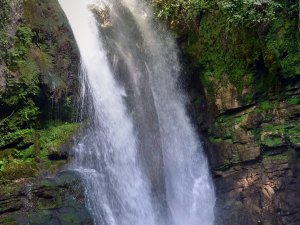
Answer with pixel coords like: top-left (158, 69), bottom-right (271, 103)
top-left (192, 80), bottom-right (300, 225)
top-left (0, 171), bottom-right (93, 225)
top-left (155, 1), bottom-right (300, 222)
top-left (213, 154), bottom-right (300, 225)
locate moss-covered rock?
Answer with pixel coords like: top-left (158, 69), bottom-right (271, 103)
top-left (0, 122), bottom-right (79, 184)
top-left (0, 171), bottom-right (93, 225)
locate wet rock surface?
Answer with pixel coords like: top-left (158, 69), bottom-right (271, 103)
top-left (213, 156), bottom-right (300, 225)
top-left (195, 81), bottom-right (300, 225)
top-left (0, 171), bottom-right (93, 225)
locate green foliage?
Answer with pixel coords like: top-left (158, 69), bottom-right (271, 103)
top-left (265, 16), bottom-right (300, 79)
top-left (0, 159), bottom-right (38, 181)
top-left (263, 150), bottom-right (290, 161)
top-left (0, 0), bottom-right (80, 185)
top-left (0, 25), bottom-right (41, 138)
top-left (263, 123), bottom-right (287, 133)
top-left (242, 93), bottom-right (255, 104)
top-left (8, 25), bottom-right (34, 67)
top-left (0, 99), bottom-right (40, 135)
top-left (39, 122), bottom-right (79, 151)
top-left (152, 0), bottom-right (212, 28)
top-left (18, 145), bottom-right (35, 160)
top-left (16, 26), bottom-right (34, 46)
top-left (263, 136), bottom-right (284, 147)
top-left (0, 160), bottom-right (4, 171)
top-left (261, 121), bottom-right (299, 147)
top-left (153, 0), bottom-right (300, 98)
top-left (208, 137), bottom-right (223, 143)
top-left (1, 0), bottom-right (79, 156)
top-left (0, 129), bottom-right (34, 149)
top-left (287, 123), bottom-right (300, 136)
top-left (290, 137), bottom-right (300, 145)
top-left (0, 123), bottom-right (79, 181)
top-left (259, 100), bottom-right (273, 111)
top-left (217, 114), bottom-right (246, 125)
top-left (219, 0), bottom-right (281, 27)
top-left (288, 96), bottom-right (300, 106)
top-left (183, 7), bottom-right (261, 92)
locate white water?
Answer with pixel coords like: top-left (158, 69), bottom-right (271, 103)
top-left (59, 0), bottom-right (216, 224)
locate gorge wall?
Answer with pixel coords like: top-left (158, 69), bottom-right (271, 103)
top-left (152, 0), bottom-right (300, 224)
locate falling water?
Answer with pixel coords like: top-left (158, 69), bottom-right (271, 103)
top-left (58, 0), bottom-right (215, 225)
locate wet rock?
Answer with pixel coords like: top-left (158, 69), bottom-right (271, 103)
top-left (238, 143), bottom-right (261, 162)
top-left (199, 79), bottom-right (300, 224)
top-left (0, 171), bottom-right (93, 225)
top-left (212, 141), bottom-right (300, 225)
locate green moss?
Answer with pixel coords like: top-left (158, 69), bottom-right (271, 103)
top-left (1, 0), bottom-right (79, 139)
top-left (210, 114), bottom-right (250, 141)
top-left (208, 137), bottom-right (223, 143)
top-left (0, 159), bottom-right (38, 181)
top-left (37, 122), bottom-right (79, 170)
top-left (259, 101), bottom-right (273, 111)
top-left (287, 123), bottom-right (300, 135)
top-left (261, 122), bottom-right (299, 146)
top-left (0, 0), bottom-right (80, 186)
top-left (0, 123), bottom-right (79, 182)
top-left (263, 150), bottom-right (291, 162)
top-left (288, 96), bottom-right (300, 106)
top-left (39, 123), bottom-right (79, 150)
top-left (290, 137), bottom-right (300, 145)
top-left (0, 129), bottom-right (34, 149)
top-left (235, 115), bottom-right (246, 124)
top-left (153, 0), bottom-right (299, 98)
top-left (242, 93), bottom-right (254, 105)
top-left (265, 13), bottom-right (300, 79)
top-left (196, 13), bottom-right (258, 92)
top-left (225, 139), bottom-right (233, 144)
top-left (263, 137), bottom-right (284, 148)
top-left (263, 123), bottom-right (287, 133)
top-left (0, 0), bottom-right (11, 29)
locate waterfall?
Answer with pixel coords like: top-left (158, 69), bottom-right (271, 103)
top-left (58, 0), bottom-right (216, 225)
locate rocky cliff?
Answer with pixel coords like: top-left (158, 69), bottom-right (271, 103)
top-left (152, 0), bottom-right (300, 224)
top-left (153, 0), bottom-right (300, 224)
top-left (201, 85), bottom-right (300, 225)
